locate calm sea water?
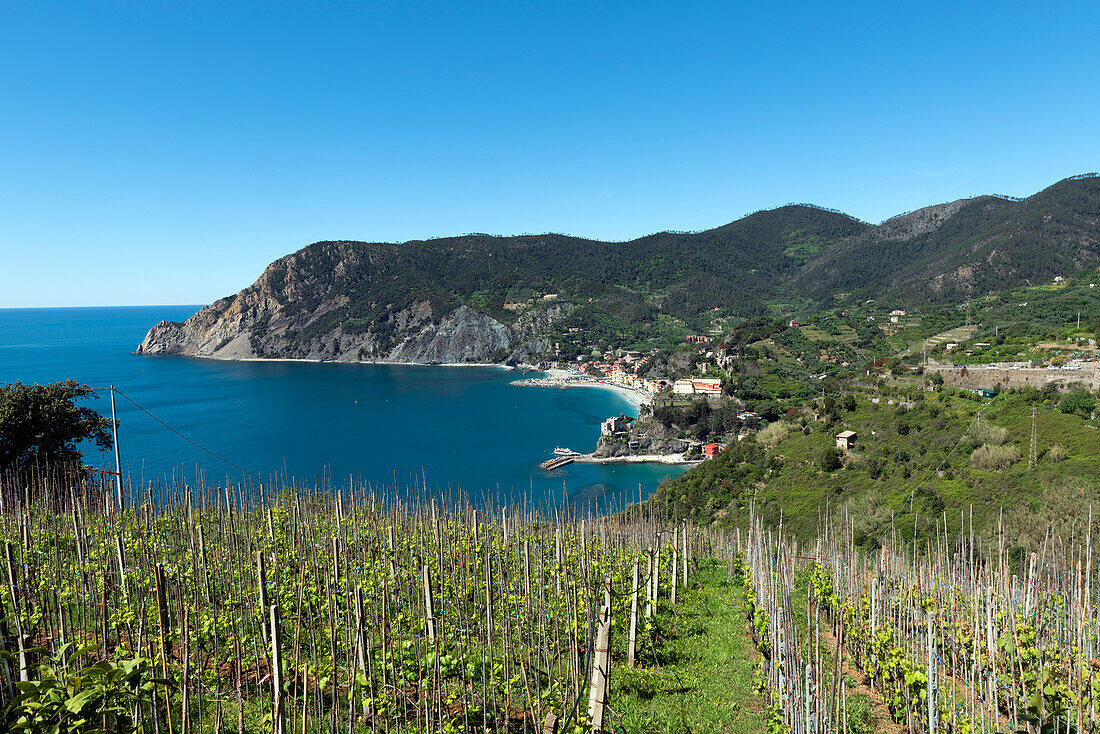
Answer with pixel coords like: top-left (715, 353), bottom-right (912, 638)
top-left (0, 306), bottom-right (685, 507)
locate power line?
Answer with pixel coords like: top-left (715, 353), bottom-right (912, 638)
top-left (112, 388), bottom-right (262, 480)
top-left (881, 397), bottom-right (992, 541)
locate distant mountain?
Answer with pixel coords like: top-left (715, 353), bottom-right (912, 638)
top-left (136, 206), bottom-right (866, 362)
top-left (138, 175), bottom-right (1100, 363)
top-left (796, 175), bottom-right (1100, 306)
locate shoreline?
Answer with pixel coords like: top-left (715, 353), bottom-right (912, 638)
top-left (151, 353), bottom-right (672, 465)
top-left (512, 368), bottom-right (653, 408)
top-left (572, 453), bottom-right (700, 466)
top-left (169, 354), bottom-right (517, 369)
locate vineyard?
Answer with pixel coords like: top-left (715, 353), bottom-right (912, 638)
top-left (0, 472), bottom-right (1096, 733)
top-left (731, 506), bottom-right (1100, 734)
top-left (0, 476), bottom-right (705, 733)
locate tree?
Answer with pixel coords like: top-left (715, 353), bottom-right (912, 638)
top-left (1059, 390), bottom-right (1096, 418)
top-left (819, 447), bottom-right (843, 472)
top-left (0, 381), bottom-right (113, 469)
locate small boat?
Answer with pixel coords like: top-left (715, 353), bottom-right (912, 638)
top-left (554, 447), bottom-right (579, 456)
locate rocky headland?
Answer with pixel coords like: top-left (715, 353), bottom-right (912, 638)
top-left (136, 241), bottom-right (563, 364)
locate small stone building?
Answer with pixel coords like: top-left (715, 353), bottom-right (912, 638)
top-left (835, 430), bottom-right (857, 452)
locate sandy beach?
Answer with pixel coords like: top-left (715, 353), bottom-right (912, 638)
top-left (513, 368), bottom-right (653, 408)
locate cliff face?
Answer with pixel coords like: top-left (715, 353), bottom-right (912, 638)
top-left (136, 243), bottom-right (530, 364)
top-left (137, 303), bottom-right (515, 363)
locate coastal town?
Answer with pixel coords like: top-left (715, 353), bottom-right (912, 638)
top-left (514, 336), bottom-right (742, 466)
top-left (511, 270), bottom-right (1100, 472)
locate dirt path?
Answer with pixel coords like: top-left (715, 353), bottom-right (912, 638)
top-left (819, 621), bottom-right (907, 734)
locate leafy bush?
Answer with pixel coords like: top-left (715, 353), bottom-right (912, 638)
top-left (844, 691), bottom-right (876, 734)
top-left (819, 447), bottom-right (843, 472)
top-left (756, 421), bottom-right (791, 450)
top-left (970, 422), bottom-right (1010, 446)
top-left (1046, 444), bottom-right (1068, 463)
top-left (1059, 390), bottom-right (1096, 418)
top-left (0, 381), bottom-right (112, 470)
top-left (2, 644), bottom-right (164, 734)
top-left (970, 443), bottom-right (1020, 471)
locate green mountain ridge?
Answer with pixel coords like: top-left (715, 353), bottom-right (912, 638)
top-left (136, 174), bottom-right (1100, 364)
top-left (797, 175), bottom-right (1100, 307)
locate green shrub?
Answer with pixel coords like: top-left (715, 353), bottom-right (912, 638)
top-left (970, 443), bottom-right (1020, 471)
top-left (970, 422), bottom-right (1009, 446)
top-left (756, 421), bottom-right (791, 450)
top-left (844, 691), bottom-right (876, 734)
top-left (2, 644), bottom-right (164, 734)
top-left (819, 447), bottom-right (843, 472)
top-left (1046, 444), bottom-right (1068, 463)
top-left (1059, 390), bottom-right (1096, 418)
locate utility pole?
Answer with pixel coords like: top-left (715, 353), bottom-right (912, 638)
top-left (110, 385), bottom-right (123, 510)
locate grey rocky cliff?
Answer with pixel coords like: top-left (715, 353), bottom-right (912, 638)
top-left (385, 306), bottom-right (513, 363)
top-left (505, 302), bottom-right (572, 365)
top-left (138, 300), bottom-right (519, 364)
top-left (136, 242), bottom-right (562, 364)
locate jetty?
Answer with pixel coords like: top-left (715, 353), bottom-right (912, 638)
top-left (539, 456), bottom-right (575, 471)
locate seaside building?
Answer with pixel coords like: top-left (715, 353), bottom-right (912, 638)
top-left (690, 377), bottom-right (722, 395)
top-left (673, 379), bottom-right (695, 395)
top-left (702, 443), bottom-right (723, 458)
top-left (601, 414), bottom-right (631, 436)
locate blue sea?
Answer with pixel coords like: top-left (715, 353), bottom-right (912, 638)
top-left (0, 306), bottom-right (686, 508)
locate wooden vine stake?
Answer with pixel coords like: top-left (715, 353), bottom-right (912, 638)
top-left (4, 543), bottom-right (27, 682)
top-left (257, 551), bottom-right (270, 647)
top-left (423, 563), bottom-right (437, 645)
top-left (627, 558), bottom-right (639, 668)
top-left (587, 577), bottom-right (612, 732)
top-left (927, 610), bottom-right (937, 733)
top-left (671, 525), bottom-right (678, 606)
top-left (644, 549), bottom-right (654, 619)
top-left (154, 561), bottom-right (174, 734)
top-left (271, 603), bottom-right (287, 734)
top-left (681, 521), bottom-right (688, 588)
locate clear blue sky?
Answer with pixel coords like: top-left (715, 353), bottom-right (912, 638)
top-left (2, 1), bottom-right (1097, 307)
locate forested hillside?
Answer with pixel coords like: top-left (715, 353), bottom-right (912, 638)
top-left (651, 385), bottom-right (1100, 548)
top-left (139, 174), bottom-right (1100, 364)
top-left (797, 174), bottom-right (1100, 307)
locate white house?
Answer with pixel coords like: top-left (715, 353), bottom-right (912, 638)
top-left (672, 379), bottom-right (695, 395)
